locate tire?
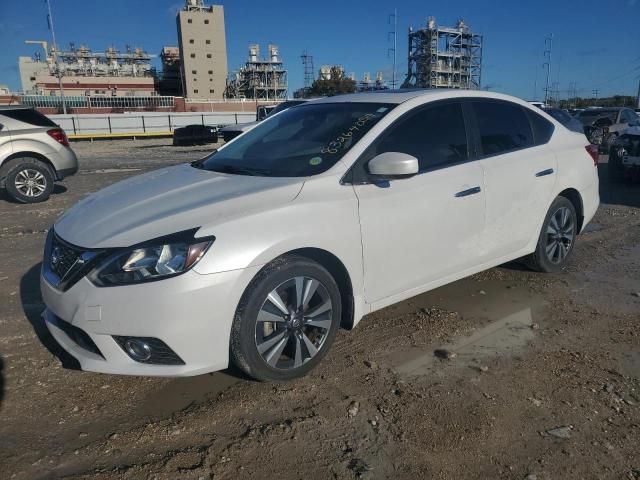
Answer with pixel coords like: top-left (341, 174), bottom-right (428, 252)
top-left (4, 158), bottom-right (54, 203)
top-left (525, 196), bottom-right (577, 273)
top-left (608, 148), bottom-right (626, 183)
top-left (230, 255), bottom-right (342, 382)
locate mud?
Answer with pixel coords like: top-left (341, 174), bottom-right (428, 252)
top-left (0, 140), bottom-right (638, 479)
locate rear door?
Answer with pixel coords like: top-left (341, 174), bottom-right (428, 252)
top-left (353, 100), bottom-right (486, 304)
top-left (470, 100), bottom-right (557, 260)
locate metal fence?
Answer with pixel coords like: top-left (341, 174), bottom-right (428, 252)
top-left (21, 95), bottom-right (175, 109)
top-left (48, 111), bottom-right (256, 136)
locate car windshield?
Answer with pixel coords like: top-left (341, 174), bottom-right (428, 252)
top-left (543, 108), bottom-right (571, 124)
top-left (578, 110), bottom-right (618, 122)
top-left (196, 102), bottom-right (394, 177)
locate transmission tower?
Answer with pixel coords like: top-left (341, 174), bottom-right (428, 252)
top-left (301, 50), bottom-right (315, 95)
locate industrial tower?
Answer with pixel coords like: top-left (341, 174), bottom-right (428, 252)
top-left (402, 17), bottom-right (482, 90)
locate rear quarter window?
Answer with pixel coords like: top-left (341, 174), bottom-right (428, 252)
top-left (526, 109), bottom-right (555, 145)
top-left (1, 109), bottom-right (57, 127)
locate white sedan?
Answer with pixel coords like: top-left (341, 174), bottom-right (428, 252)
top-left (41, 90), bottom-right (600, 381)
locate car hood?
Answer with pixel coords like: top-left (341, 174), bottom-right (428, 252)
top-left (54, 163), bottom-right (304, 248)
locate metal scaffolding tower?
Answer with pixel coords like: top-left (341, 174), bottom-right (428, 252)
top-left (402, 17), bottom-right (482, 90)
top-left (225, 44), bottom-right (288, 100)
top-left (301, 51), bottom-right (314, 90)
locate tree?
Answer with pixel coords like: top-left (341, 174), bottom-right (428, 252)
top-left (307, 67), bottom-right (356, 97)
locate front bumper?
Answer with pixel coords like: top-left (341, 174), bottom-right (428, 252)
top-left (42, 265), bottom-right (261, 376)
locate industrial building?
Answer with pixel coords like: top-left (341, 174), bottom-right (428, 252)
top-left (176, 0), bottom-right (228, 100)
top-left (354, 72), bottom-right (388, 92)
top-left (225, 44), bottom-right (288, 100)
top-left (158, 46), bottom-right (182, 97)
top-left (402, 17), bottom-right (482, 90)
top-left (18, 42), bottom-right (156, 97)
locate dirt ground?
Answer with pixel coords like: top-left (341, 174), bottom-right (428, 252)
top-left (0, 139), bottom-right (638, 480)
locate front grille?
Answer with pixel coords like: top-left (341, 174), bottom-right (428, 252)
top-left (50, 314), bottom-right (104, 358)
top-left (43, 230), bottom-right (105, 291)
top-left (50, 235), bottom-right (83, 280)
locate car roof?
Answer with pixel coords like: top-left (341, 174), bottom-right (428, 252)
top-left (308, 89), bottom-right (534, 106)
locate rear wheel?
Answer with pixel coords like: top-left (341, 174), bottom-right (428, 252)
top-left (526, 196), bottom-right (577, 273)
top-left (230, 256), bottom-right (341, 381)
top-left (4, 158), bottom-right (54, 203)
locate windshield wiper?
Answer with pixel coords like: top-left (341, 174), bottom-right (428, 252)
top-left (214, 164), bottom-right (272, 176)
top-left (191, 150), bottom-right (217, 169)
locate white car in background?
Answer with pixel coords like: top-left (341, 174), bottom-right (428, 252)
top-left (41, 90), bottom-right (599, 382)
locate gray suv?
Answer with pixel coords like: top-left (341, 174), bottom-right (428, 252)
top-left (0, 106), bottom-right (78, 203)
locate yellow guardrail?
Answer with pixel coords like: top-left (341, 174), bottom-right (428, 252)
top-left (68, 131), bottom-right (174, 141)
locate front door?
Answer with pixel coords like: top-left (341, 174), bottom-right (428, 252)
top-left (353, 101), bottom-right (486, 305)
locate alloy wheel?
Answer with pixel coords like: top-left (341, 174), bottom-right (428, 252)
top-left (14, 169), bottom-right (47, 198)
top-left (254, 276), bottom-right (333, 370)
top-left (545, 206), bottom-right (574, 264)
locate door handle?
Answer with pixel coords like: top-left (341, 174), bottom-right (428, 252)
top-left (535, 168), bottom-right (554, 177)
top-left (454, 186), bottom-right (481, 197)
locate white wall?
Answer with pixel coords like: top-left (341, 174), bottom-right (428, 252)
top-left (47, 111), bottom-right (256, 135)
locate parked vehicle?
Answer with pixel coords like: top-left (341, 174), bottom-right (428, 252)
top-left (173, 124), bottom-right (218, 146)
top-left (256, 105), bottom-right (276, 121)
top-left (541, 107), bottom-right (585, 135)
top-left (576, 107), bottom-right (639, 148)
top-left (0, 106), bottom-right (78, 203)
top-left (220, 100), bottom-right (308, 143)
top-left (41, 90), bottom-right (599, 381)
top-left (608, 125), bottom-right (640, 182)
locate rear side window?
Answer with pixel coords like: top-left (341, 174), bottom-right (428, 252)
top-left (1, 108), bottom-right (57, 127)
top-left (368, 102), bottom-right (468, 171)
top-left (527, 109), bottom-right (555, 145)
top-left (472, 101), bottom-right (533, 156)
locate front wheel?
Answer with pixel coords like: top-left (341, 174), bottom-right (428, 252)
top-left (230, 256), bottom-right (342, 381)
top-left (525, 196), bottom-right (577, 273)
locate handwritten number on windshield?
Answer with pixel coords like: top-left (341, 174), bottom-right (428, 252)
top-left (321, 114), bottom-right (376, 154)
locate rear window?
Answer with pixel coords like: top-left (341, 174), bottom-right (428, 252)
top-left (472, 101), bottom-right (534, 156)
top-left (1, 108), bottom-right (57, 127)
top-left (527, 109), bottom-right (555, 144)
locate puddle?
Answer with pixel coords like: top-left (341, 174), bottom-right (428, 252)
top-left (619, 351), bottom-right (640, 380)
top-left (582, 222), bottom-right (603, 234)
top-left (388, 277), bottom-right (546, 376)
top-left (136, 371), bottom-right (239, 418)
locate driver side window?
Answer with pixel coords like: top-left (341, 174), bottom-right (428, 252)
top-left (368, 102), bottom-right (469, 172)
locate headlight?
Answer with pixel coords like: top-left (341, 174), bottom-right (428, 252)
top-left (88, 231), bottom-right (213, 287)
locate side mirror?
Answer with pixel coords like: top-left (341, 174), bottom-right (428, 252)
top-left (367, 152), bottom-right (419, 178)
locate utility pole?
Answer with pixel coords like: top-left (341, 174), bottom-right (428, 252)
top-left (388, 9), bottom-right (398, 89)
top-left (543, 34), bottom-right (553, 105)
top-left (46, 0), bottom-right (67, 114)
top-left (636, 77), bottom-right (640, 109)
top-left (592, 89), bottom-right (599, 106)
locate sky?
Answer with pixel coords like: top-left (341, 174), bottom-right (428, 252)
top-left (0, 0), bottom-right (639, 100)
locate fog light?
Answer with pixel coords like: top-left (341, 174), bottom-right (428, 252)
top-left (113, 336), bottom-right (185, 365)
top-left (124, 339), bottom-right (152, 361)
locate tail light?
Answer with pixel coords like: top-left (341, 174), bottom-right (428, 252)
top-left (585, 144), bottom-right (599, 166)
top-left (47, 128), bottom-right (69, 147)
